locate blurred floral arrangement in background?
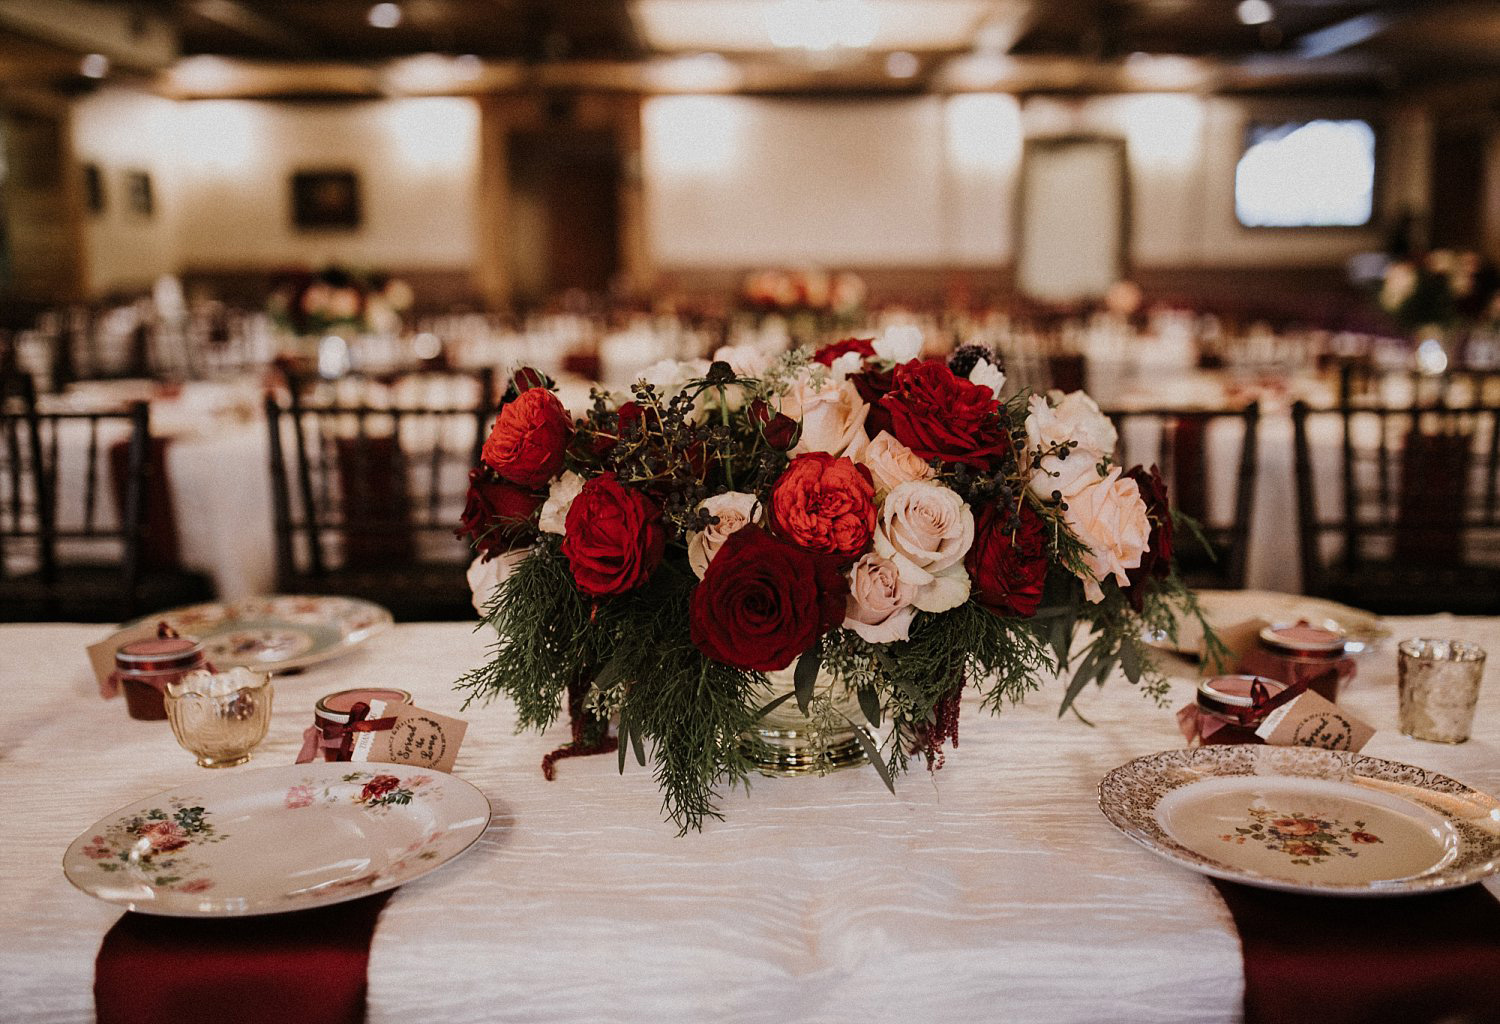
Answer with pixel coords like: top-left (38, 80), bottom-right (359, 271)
top-left (268, 265), bottom-right (414, 337)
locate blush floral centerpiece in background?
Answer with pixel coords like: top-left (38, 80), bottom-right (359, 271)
top-left (457, 335), bottom-right (1213, 832)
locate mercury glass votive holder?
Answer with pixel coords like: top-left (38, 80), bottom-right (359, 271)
top-left (1397, 639), bottom-right (1486, 744)
top-left (165, 668), bottom-right (274, 767)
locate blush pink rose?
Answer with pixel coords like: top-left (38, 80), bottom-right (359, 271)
top-left (1062, 467), bottom-right (1150, 603)
top-left (687, 492), bottom-right (760, 578)
top-left (846, 430), bottom-right (935, 495)
top-left (843, 553), bottom-right (918, 644)
top-left (872, 480), bottom-right (974, 613)
top-left (777, 373), bottom-right (870, 457)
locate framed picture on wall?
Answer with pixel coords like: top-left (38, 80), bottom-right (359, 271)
top-left (83, 164), bottom-right (105, 214)
top-left (124, 169), bottom-right (153, 218)
top-left (291, 169), bottom-right (361, 230)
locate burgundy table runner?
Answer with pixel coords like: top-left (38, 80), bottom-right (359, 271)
top-left (1212, 879), bottom-right (1500, 1024)
top-left (95, 891), bottom-right (393, 1024)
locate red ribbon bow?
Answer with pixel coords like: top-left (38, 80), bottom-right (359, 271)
top-left (295, 701), bottom-right (399, 764)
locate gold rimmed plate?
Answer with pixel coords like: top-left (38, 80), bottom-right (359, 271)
top-left (1099, 746), bottom-right (1500, 896)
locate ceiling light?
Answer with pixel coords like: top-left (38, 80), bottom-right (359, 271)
top-left (649, 52), bottom-right (743, 91)
top-left (79, 53), bottom-right (110, 79)
top-left (765, 0), bottom-right (880, 52)
top-left (885, 51), bottom-right (919, 78)
top-left (368, 3), bottom-right (403, 29)
top-left (1236, 0), bottom-right (1273, 26)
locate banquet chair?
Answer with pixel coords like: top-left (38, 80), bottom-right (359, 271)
top-left (1104, 402), bottom-right (1260, 591)
top-left (0, 375), bottom-right (215, 622)
top-left (1291, 396), bottom-right (1500, 615)
top-left (264, 369), bottom-right (495, 621)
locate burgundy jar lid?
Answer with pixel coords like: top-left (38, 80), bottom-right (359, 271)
top-left (1259, 621), bottom-right (1346, 659)
top-left (1196, 674), bottom-right (1286, 719)
top-left (315, 687), bottom-right (413, 724)
top-left (115, 636), bottom-right (204, 674)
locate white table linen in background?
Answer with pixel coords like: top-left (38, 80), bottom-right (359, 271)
top-left (3, 617), bottom-right (1498, 1024)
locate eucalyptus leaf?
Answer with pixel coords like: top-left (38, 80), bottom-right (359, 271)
top-left (1120, 638), bottom-right (1143, 684)
top-left (631, 720), bottom-right (647, 767)
top-left (617, 712), bottom-right (629, 775)
top-left (851, 725), bottom-right (895, 795)
top-left (793, 645), bottom-right (820, 716)
top-left (857, 685), bottom-right (882, 728)
top-left (1057, 643), bottom-right (1107, 717)
top-left (754, 690), bottom-right (796, 719)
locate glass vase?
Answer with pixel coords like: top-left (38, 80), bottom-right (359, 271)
top-left (742, 664), bottom-right (870, 777)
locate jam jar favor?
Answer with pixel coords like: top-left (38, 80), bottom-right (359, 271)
top-left (1241, 621), bottom-right (1355, 702)
top-left (1182, 674), bottom-right (1289, 747)
top-left (112, 635), bottom-right (209, 721)
top-left (311, 687), bottom-right (413, 761)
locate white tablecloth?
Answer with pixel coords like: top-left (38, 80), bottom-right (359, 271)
top-left (3, 617), bottom-right (1498, 1023)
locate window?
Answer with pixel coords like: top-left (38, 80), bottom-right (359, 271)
top-left (1234, 119), bottom-right (1375, 228)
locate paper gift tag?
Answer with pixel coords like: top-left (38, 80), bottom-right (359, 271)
top-left (1254, 689), bottom-right (1375, 752)
top-left (350, 703), bottom-right (468, 773)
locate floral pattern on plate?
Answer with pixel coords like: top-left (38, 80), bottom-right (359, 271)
top-left (79, 799), bottom-right (225, 894)
top-left (283, 771), bottom-right (436, 813)
top-left (1219, 807), bottom-right (1382, 865)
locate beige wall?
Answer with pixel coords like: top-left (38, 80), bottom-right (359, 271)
top-left (72, 89), bottom-right (481, 296)
top-left (644, 92), bottom-right (1418, 273)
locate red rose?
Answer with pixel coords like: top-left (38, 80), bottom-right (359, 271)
top-left (749, 399), bottom-right (798, 451)
top-left (689, 526), bottom-right (848, 671)
top-left (877, 360), bottom-right (1010, 468)
top-left (481, 387), bottom-right (570, 488)
top-left (361, 774), bottom-right (401, 801)
top-left (770, 453), bottom-right (875, 559)
top-left (966, 501), bottom-right (1048, 618)
top-left (812, 337), bottom-right (876, 366)
top-left (850, 366), bottom-right (896, 437)
top-left (456, 468), bottom-right (545, 559)
top-left (561, 473), bottom-right (666, 596)
top-left (1350, 831), bottom-right (1382, 844)
top-left (1124, 464), bottom-right (1173, 610)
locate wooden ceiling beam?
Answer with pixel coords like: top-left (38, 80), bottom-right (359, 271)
top-left (187, 0), bottom-right (321, 59)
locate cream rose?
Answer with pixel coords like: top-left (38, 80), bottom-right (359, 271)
top-left (1062, 467), bottom-right (1151, 603)
top-left (873, 324), bottom-right (923, 364)
top-left (843, 553), bottom-right (918, 644)
top-left (538, 471), bottom-right (585, 536)
top-left (872, 480), bottom-right (974, 613)
top-left (711, 343), bottom-right (772, 380)
top-left (777, 373), bottom-right (869, 457)
top-left (1026, 391), bottom-right (1118, 500)
top-left (467, 547), bottom-right (534, 615)
top-left (687, 491), bottom-right (760, 578)
top-left (846, 430), bottom-right (934, 495)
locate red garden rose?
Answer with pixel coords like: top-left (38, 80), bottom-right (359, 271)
top-left (770, 452), bottom-right (875, 559)
top-left (456, 468), bottom-right (545, 559)
top-left (561, 473), bottom-right (666, 596)
top-left (138, 820), bottom-right (189, 853)
top-left (813, 336), bottom-right (876, 366)
top-left (481, 386), bottom-right (570, 488)
top-left (877, 360), bottom-right (1010, 469)
top-left (966, 500), bottom-right (1049, 618)
top-left (689, 525), bottom-right (848, 671)
top-left (1124, 464), bottom-right (1173, 610)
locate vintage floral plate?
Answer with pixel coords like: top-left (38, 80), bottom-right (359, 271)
top-left (1152, 589), bottom-right (1390, 657)
top-left (126, 595), bottom-right (393, 671)
top-left (63, 763), bottom-right (490, 916)
top-left (1099, 746), bottom-right (1500, 896)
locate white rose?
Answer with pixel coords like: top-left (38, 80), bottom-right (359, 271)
top-left (873, 480), bottom-right (974, 613)
top-left (538, 471), bottom-right (585, 536)
top-left (1063, 467), bottom-right (1151, 603)
top-left (843, 553), bottom-right (918, 644)
top-left (846, 430), bottom-right (934, 495)
top-left (711, 343), bottom-right (771, 380)
top-left (1026, 391), bottom-right (1118, 500)
top-left (467, 547), bottom-right (534, 615)
top-left (968, 357), bottom-right (1007, 399)
top-left (873, 325), bottom-right (923, 365)
top-left (687, 492), bottom-right (760, 579)
top-left (777, 372), bottom-right (869, 457)
top-left (828, 350), bottom-right (864, 382)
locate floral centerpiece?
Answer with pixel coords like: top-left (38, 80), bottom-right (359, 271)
top-left (268, 264), bottom-right (414, 337)
top-left (457, 335), bottom-right (1212, 832)
top-left (742, 268), bottom-right (866, 340)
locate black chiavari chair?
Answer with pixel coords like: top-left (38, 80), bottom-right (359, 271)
top-left (1104, 402), bottom-right (1260, 591)
top-left (265, 369), bottom-right (495, 621)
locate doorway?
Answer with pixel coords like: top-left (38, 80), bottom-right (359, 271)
top-left (505, 129), bottom-right (622, 305)
top-left (1015, 136), bottom-right (1130, 305)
